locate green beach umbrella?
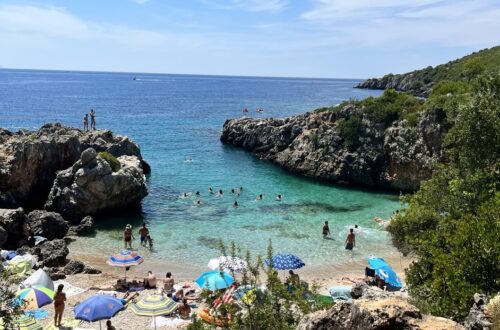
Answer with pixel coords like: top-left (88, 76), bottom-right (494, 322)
top-left (15, 285), bottom-right (55, 310)
top-left (131, 295), bottom-right (178, 330)
top-left (0, 315), bottom-right (43, 330)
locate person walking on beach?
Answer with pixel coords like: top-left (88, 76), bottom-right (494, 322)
top-left (124, 224), bottom-right (134, 249)
top-left (53, 284), bottom-right (66, 327)
top-left (83, 114), bottom-right (89, 131)
top-left (90, 109), bottom-right (96, 130)
top-left (322, 221), bottom-right (330, 238)
top-left (138, 223), bottom-right (149, 247)
top-left (345, 228), bottom-right (355, 250)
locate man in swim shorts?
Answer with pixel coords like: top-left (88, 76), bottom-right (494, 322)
top-left (345, 228), bottom-right (355, 250)
top-left (138, 223), bottom-right (149, 247)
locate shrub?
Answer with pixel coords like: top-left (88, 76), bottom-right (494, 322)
top-left (0, 270), bottom-right (24, 328)
top-left (98, 152), bottom-right (121, 172)
top-left (337, 115), bottom-right (362, 151)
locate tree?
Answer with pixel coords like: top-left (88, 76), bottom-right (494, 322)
top-left (0, 269), bottom-right (24, 328)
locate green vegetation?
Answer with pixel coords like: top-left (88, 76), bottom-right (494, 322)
top-left (0, 270), bottom-right (24, 328)
top-left (98, 151), bottom-right (121, 172)
top-left (337, 115), bottom-right (362, 151)
top-left (188, 240), bottom-right (329, 329)
top-left (388, 74), bottom-right (500, 320)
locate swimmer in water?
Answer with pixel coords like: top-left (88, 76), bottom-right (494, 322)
top-left (181, 192), bottom-right (191, 198)
top-left (185, 157), bottom-right (192, 163)
top-left (276, 194), bottom-right (283, 201)
top-left (231, 189), bottom-right (235, 194)
top-left (208, 187), bottom-right (214, 194)
top-left (218, 189), bottom-right (223, 197)
top-left (256, 194), bottom-right (263, 200)
top-left (233, 201), bottom-right (239, 208)
top-left (193, 200), bottom-right (201, 206)
top-left (195, 191), bottom-right (200, 197)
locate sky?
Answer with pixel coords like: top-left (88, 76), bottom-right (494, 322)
top-left (0, 0), bottom-right (499, 78)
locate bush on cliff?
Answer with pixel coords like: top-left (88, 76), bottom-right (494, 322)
top-left (0, 270), bottom-right (24, 327)
top-left (98, 152), bottom-right (120, 172)
top-left (388, 74), bottom-right (500, 320)
top-left (337, 115), bottom-right (362, 151)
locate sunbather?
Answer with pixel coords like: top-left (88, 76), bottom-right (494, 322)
top-left (178, 298), bottom-right (192, 320)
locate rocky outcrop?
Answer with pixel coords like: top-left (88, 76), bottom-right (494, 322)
top-left (27, 210), bottom-right (69, 240)
top-left (45, 148), bottom-right (148, 223)
top-left (73, 216), bottom-right (95, 235)
top-left (464, 294), bottom-right (493, 330)
top-left (0, 123), bottom-right (150, 209)
top-left (221, 107), bottom-right (446, 192)
top-left (356, 73), bottom-right (432, 97)
top-left (0, 207), bottom-right (27, 249)
top-left (30, 239), bottom-right (69, 267)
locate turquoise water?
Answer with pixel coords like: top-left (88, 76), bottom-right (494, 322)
top-left (0, 69), bottom-right (400, 271)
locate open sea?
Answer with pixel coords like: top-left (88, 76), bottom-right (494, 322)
top-left (0, 69), bottom-right (402, 276)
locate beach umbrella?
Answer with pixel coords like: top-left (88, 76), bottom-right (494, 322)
top-left (22, 269), bottom-right (54, 291)
top-left (131, 295), bottom-right (178, 330)
top-left (2, 315), bottom-right (43, 330)
top-left (367, 256), bottom-right (402, 288)
top-left (195, 271), bottom-right (234, 291)
top-left (74, 295), bottom-right (124, 329)
top-left (15, 285), bottom-right (55, 310)
top-left (265, 253), bottom-right (305, 270)
top-left (107, 249), bottom-right (144, 279)
top-left (208, 256), bottom-right (248, 273)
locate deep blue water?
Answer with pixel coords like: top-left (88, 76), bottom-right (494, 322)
top-left (0, 69), bottom-right (400, 274)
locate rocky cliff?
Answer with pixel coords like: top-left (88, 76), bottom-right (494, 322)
top-left (221, 105), bottom-right (446, 192)
top-left (0, 123), bottom-right (150, 209)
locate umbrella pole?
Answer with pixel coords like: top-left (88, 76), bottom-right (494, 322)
top-left (100, 320), bottom-right (102, 330)
top-left (154, 315), bottom-right (157, 330)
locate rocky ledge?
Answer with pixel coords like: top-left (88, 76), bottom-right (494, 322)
top-left (221, 106), bottom-right (446, 192)
top-left (356, 73), bottom-right (432, 97)
top-left (0, 123), bottom-right (150, 210)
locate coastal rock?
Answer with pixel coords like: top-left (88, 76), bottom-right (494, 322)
top-left (464, 293), bottom-right (493, 330)
top-left (74, 216), bottom-right (95, 235)
top-left (31, 239), bottom-right (69, 267)
top-left (221, 107), bottom-right (445, 192)
top-left (45, 148), bottom-right (148, 223)
top-left (0, 207), bottom-right (28, 249)
top-left (44, 267), bottom-right (66, 280)
top-left (64, 260), bottom-right (85, 275)
top-left (0, 123), bottom-right (148, 209)
top-left (83, 265), bottom-right (102, 274)
top-left (27, 210), bottom-right (69, 240)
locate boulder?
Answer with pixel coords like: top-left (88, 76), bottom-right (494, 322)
top-left (44, 267), bottom-right (66, 280)
top-left (83, 265), bottom-right (102, 275)
top-left (64, 260), bottom-right (85, 275)
top-left (45, 148), bottom-right (148, 223)
top-left (31, 239), bottom-right (69, 267)
top-left (464, 293), bottom-right (493, 330)
top-left (0, 123), bottom-right (148, 209)
top-left (0, 207), bottom-right (28, 249)
top-left (74, 216), bottom-right (95, 235)
top-left (27, 210), bottom-right (69, 240)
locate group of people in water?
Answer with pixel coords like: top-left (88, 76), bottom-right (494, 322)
top-left (322, 221), bottom-right (360, 251)
top-left (123, 223), bottom-right (154, 250)
top-left (180, 186), bottom-right (284, 208)
top-left (82, 109), bottom-right (96, 131)
top-left (242, 107), bottom-right (264, 113)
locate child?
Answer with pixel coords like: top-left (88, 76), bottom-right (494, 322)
top-left (146, 235), bottom-right (154, 250)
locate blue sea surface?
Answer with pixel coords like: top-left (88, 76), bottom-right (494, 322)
top-left (0, 69), bottom-right (400, 274)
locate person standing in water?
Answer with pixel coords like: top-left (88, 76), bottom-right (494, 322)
top-left (322, 221), bottom-right (330, 238)
top-left (83, 114), bottom-right (89, 131)
top-left (124, 224), bottom-right (134, 249)
top-left (53, 284), bottom-right (66, 327)
top-left (90, 109), bottom-right (96, 130)
top-left (233, 201), bottom-right (239, 208)
top-left (345, 228), bottom-right (355, 250)
top-left (138, 223), bottom-right (149, 247)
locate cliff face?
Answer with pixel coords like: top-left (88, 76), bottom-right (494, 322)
top-left (356, 73), bottom-right (432, 97)
top-left (0, 123), bottom-right (150, 209)
top-left (221, 106), bottom-right (446, 192)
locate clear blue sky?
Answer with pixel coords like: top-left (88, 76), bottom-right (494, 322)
top-left (0, 0), bottom-right (499, 78)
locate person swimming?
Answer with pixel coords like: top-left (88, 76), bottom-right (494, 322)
top-left (195, 191), bottom-right (200, 197)
top-left (276, 194), bottom-right (283, 201)
top-left (256, 194), bottom-right (263, 200)
top-left (208, 187), bottom-right (214, 194)
top-left (185, 157), bottom-right (193, 163)
top-left (231, 188), bottom-right (235, 194)
top-left (218, 189), bottom-right (223, 197)
top-left (233, 201), bottom-right (239, 208)
top-left (193, 200), bottom-right (201, 206)
top-left (181, 192), bottom-right (191, 198)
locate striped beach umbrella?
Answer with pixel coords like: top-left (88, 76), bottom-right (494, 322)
top-left (131, 295), bottom-right (177, 330)
top-left (0, 315), bottom-right (44, 330)
top-left (107, 249), bottom-right (144, 279)
top-left (15, 285), bottom-right (55, 310)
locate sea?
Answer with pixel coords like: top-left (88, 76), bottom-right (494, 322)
top-left (0, 69), bottom-right (402, 277)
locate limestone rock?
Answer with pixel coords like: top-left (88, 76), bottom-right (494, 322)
top-left (83, 265), bottom-right (102, 274)
top-left (27, 210), bottom-right (69, 240)
top-left (64, 260), bottom-right (85, 275)
top-left (45, 148), bottom-right (148, 223)
top-left (0, 123), bottom-right (148, 209)
top-left (31, 239), bottom-right (69, 267)
top-left (464, 293), bottom-right (493, 330)
top-left (74, 216), bottom-right (95, 235)
top-left (0, 207), bottom-right (28, 249)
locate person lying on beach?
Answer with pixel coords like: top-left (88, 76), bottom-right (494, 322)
top-left (163, 272), bottom-right (175, 293)
top-left (144, 270), bottom-right (157, 289)
top-left (178, 298), bottom-right (192, 320)
top-left (115, 291), bottom-right (139, 306)
top-left (276, 194), bottom-right (283, 201)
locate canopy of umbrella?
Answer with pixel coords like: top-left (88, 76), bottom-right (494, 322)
top-left (107, 249), bottom-right (144, 279)
top-left (131, 295), bottom-right (178, 330)
top-left (74, 295), bottom-right (124, 323)
top-left (195, 271), bottom-right (234, 291)
top-left (208, 256), bottom-right (248, 273)
top-left (21, 269), bottom-right (54, 291)
top-left (0, 315), bottom-right (43, 330)
top-left (15, 285), bottom-right (55, 310)
top-left (367, 256), bottom-right (402, 288)
top-left (265, 253), bottom-right (305, 270)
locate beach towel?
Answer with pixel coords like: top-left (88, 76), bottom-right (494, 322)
top-left (25, 309), bottom-right (49, 320)
top-left (34, 236), bottom-right (47, 246)
top-left (53, 280), bottom-right (85, 297)
top-left (11, 254), bottom-right (38, 269)
top-left (151, 316), bottom-right (189, 328)
top-left (329, 285), bottom-right (352, 301)
top-left (44, 318), bottom-right (81, 330)
top-left (96, 290), bottom-right (119, 296)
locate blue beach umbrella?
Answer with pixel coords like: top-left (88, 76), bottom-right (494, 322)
top-left (367, 256), bottom-right (402, 288)
top-left (74, 295), bottom-right (124, 329)
top-left (265, 254), bottom-right (305, 270)
top-left (195, 271), bottom-right (234, 291)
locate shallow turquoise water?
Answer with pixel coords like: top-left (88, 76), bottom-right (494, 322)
top-left (0, 69), bottom-right (399, 270)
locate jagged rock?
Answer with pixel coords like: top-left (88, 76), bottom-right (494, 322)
top-left (0, 207), bottom-right (28, 249)
top-left (45, 148), bottom-right (148, 223)
top-left (27, 210), bottom-right (69, 240)
top-left (221, 107), bottom-right (445, 192)
top-left (64, 260), bottom-right (85, 275)
top-left (83, 265), bottom-right (102, 274)
top-left (464, 293), bottom-right (493, 330)
top-left (0, 123), bottom-right (148, 209)
top-left (32, 239), bottom-right (69, 267)
top-left (74, 216), bottom-right (95, 235)
top-left (44, 267), bottom-right (66, 280)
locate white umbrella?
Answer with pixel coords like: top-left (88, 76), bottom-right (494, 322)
top-left (21, 268), bottom-right (54, 290)
top-left (208, 256), bottom-right (247, 273)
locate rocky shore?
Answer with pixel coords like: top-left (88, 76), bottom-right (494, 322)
top-left (221, 105), bottom-right (446, 192)
top-left (0, 123), bottom-right (149, 277)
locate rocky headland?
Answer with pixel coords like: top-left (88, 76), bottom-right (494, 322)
top-left (221, 105), bottom-right (446, 192)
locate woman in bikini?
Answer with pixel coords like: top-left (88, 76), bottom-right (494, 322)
top-left (53, 284), bottom-right (66, 327)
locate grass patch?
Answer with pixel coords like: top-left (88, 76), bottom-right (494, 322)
top-left (98, 151), bottom-right (121, 172)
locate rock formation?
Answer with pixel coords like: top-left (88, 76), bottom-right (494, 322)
top-left (27, 210), bottom-right (69, 240)
top-left (0, 207), bottom-right (27, 249)
top-left (0, 123), bottom-right (150, 209)
top-left (45, 148), bottom-right (148, 223)
top-left (221, 106), bottom-right (446, 192)
top-left (72, 216), bottom-right (95, 235)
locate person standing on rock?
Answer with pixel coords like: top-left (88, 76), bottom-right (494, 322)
top-left (83, 114), bottom-right (89, 131)
top-left (124, 224), bottom-right (134, 249)
top-left (53, 284), bottom-right (66, 327)
top-left (90, 109), bottom-right (96, 130)
top-left (138, 223), bottom-right (149, 247)
top-left (345, 228), bottom-right (356, 251)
